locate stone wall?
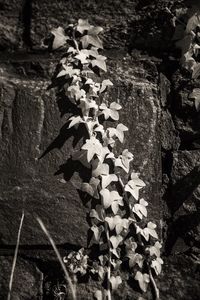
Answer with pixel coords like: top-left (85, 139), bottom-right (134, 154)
top-left (0, 0), bottom-right (200, 299)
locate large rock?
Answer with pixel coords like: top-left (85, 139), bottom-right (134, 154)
top-left (159, 255), bottom-right (200, 300)
top-left (0, 53), bottom-right (161, 247)
top-left (0, 256), bottom-right (42, 300)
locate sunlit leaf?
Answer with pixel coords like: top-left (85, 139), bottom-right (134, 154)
top-left (91, 55), bottom-right (107, 72)
top-left (151, 257), bottom-right (163, 275)
top-left (127, 252), bottom-right (144, 268)
top-left (132, 198), bottom-right (148, 219)
top-left (189, 88), bottom-right (200, 111)
top-left (81, 35), bottom-right (103, 49)
top-left (51, 26), bottom-right (68, 49)
top-left (101, 174), bottom-right (118, 189)
top-left (110, 235), bottom-right (123, 249)
top-left (100, 79), bottom-right (113, 93)
top-left (77, 19), bottom-right (93, 33)
top-left (82, 136), bottom-right (103, 162)
top-left (135, 271), bottom-right (150, 292)
top-left (94, 290), bottom-right (103, 300)
top-left (110, 275), bottom-right (122, 290)
top-left (99, 102), bottom-right (122, 121)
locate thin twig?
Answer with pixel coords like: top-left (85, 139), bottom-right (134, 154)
top-left (105, 226), bottom-right (112, 300)
top-left (149, 268), bottom-right (160, 300)
top-left (36, 217), bottom-right (76, 300)
top-left (7, 210), bottom-right (25, 300)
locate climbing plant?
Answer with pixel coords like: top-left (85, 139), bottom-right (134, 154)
top-left (173, 7), bottom-right (200, 111)
top-left (51, 19), bottom-right (163, 299)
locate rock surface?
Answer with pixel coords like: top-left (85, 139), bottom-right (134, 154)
top-left (0, 0), bottom-right (200, 299)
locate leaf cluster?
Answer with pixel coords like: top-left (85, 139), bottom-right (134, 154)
top-left (51, 19), bottom-right (163, 298)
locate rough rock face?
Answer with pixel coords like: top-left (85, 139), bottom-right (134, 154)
top-left (0, 0), bottom-right (200, 299)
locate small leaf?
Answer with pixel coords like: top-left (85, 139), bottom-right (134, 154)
top-left (75, 50), bottom-right (89, 64)
top-left (77, 19), bottom-right (92, 33)
top-left (82, 136), bottom-right (103, 162)
top-left (92, 56), bottom-right (107, 72)
top-left (135, 271), bottom-right (150, 293)
top-left (90, 205), bottom-right (105, 221)
top-left (110, 275), bottom-right (122, 290)
top-left (110, 235), bottom-right (123, 249)
top-left (100, 79), bottom-right (113, 93)
top-left (186, 14), bottom-right (200, 33)
top-left (81, 35), bottom-right (103, 49)
top-left (99, 102), bottom-right (122, 121)
top-left (94, 290), bottom-right (103, 300)
top-left (51, 27), bottom-right (68, 49)
top-left (151, 257), bottom-right (164, 275)
top-left (101, 174), bottom-right (118, 189)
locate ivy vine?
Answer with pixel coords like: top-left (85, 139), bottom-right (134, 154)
top-left (173, 7), bottom-right (200, 110)
top-left (50, 19), bottom-right (163, 300)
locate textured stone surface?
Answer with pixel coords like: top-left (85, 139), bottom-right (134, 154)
top-left (0, 256), bottom-right (42, 300)
top-left (159, 255), bottom-right (200, 300)
top-left (0, 54), bottom-right (161, 247)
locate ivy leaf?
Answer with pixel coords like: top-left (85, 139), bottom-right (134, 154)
top-left (92, 162), bottom-right (109, 177)
top-left (147, 241), bottom-right (162, 257)
top-left (125, 173), bottom-right (145, 200)
top-left (75, 50), bottom-right (89, 64)
top-left (99, 102), bottom-right (122, 120)
top-left (115, 149), bottom-right (133, 173)
top-left (90, 205), bottom-right (105, 221)
top-left (105, 215), bottom-right (129, 234)
top-left (127, 253), bottom-right (144, 268)
top-left (81, 35), bottom-right (103, 49)
top-left (82, 136), bottom-right (103, 162)
top-left (110, 235), bottom-right (123, 249)
top-left (186, 14), bottom-right (200, 34)
top-left (192, 62), bottom-right (200, 79)
top-left (94, 290), bottom-right (103, 300)
top-left (67, 85), bottom-right (86, 101)
top-left (137, 222), bottom-right (158, 241)
top-left (51, 26), bottom-right (68, 49)
top-left (91, 55), bottom-right (107, 72)
top-left (79, 98), bottom-right (98, 116)
top-left (108, 123), bottom-right (128, 143)
top-left (100, 79), bottom-right (113, 93)
top-left (189, 88), bottom-right (200, 111)
top-left (91, 225), bottom-right (104, 242)
top-left (132, 198), bottom-right (148, 219)
top-left (88, 26), bottom-right (103, 36)
top-left (81, 177), bottom-right (100, 198)
top-left (101, 174), bottom-right (118, 189)
top-left (134, 271), bottom-right (150, 293)
top-left (100, 189), bottom-right (123, 214)
top-left (57, 66), bottom-right (80, 78)
top-left (151, 257), bottom-right (163, 275)
top-left (77, 19), bottom-right (93, 34)
top-left (110, 275), bottom-right (122, 291)
top-left (68, 116), bottom-right (83, 128)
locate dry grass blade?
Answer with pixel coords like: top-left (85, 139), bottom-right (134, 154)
top-left (36, 217), bottom-right (76, 300)
top-left (7, 210), bottom-right (25, 300)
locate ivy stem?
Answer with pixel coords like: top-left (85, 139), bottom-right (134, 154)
top-left (149, 268), bottom-right (159, 300)
top-left (105, 222), bottom-right (112, 300)
top-left (72, 29), bottom-right (80, 53)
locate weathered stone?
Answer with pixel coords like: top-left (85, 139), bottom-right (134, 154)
top-left (159, 255), bottom-right (200, 300)
top-left (165, 150), bottom-right (200, 254)
top-left (0, 53), bottom-right (161, 247)
top-left (0, 256), bottom-right (42, 300)
top-left (171, 150), bottom-right (200, 213)
top-left (161, 110), bottom-right (180, 151)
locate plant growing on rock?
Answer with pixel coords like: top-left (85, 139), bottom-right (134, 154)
top-left (172, 8), bottom-right (200, 111)
top-left (51, 19), bottom-right (163, 299)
